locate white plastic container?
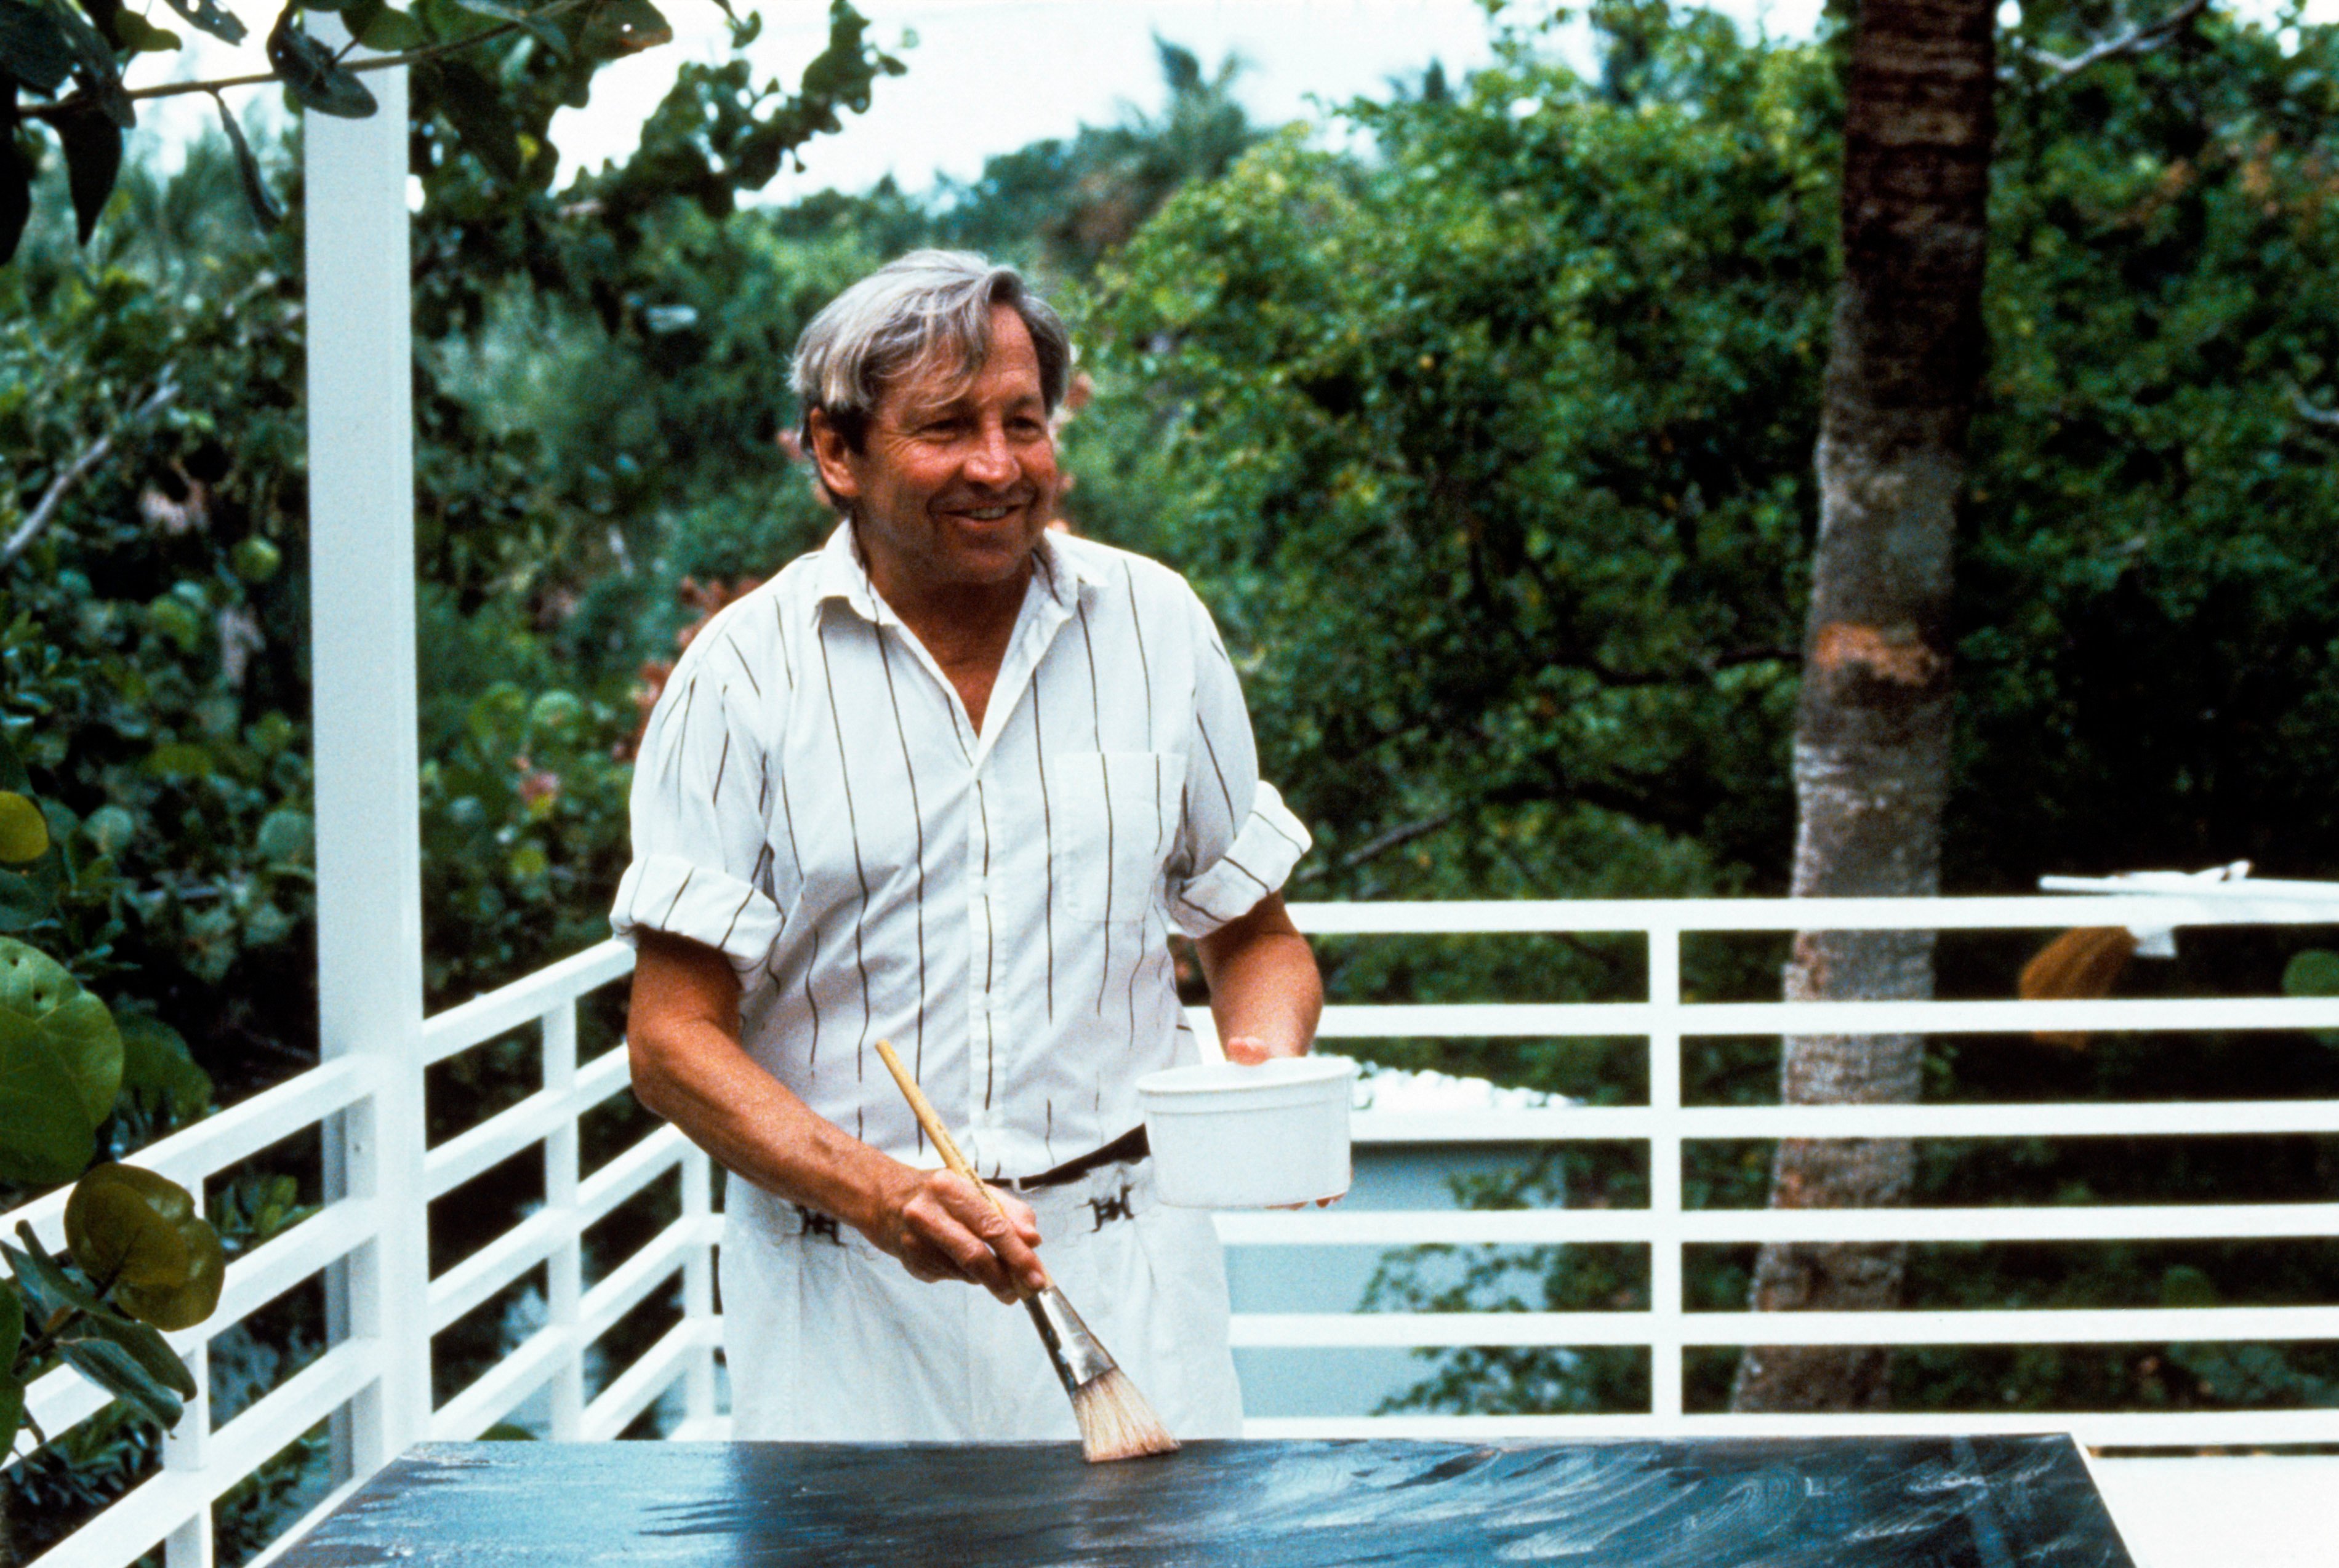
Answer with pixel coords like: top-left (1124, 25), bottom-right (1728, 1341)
top-left (1136, 1056), bottom-right (1357, 1209)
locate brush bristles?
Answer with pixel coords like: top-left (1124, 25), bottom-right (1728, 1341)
top-left (1071, 1368), bottom-right (1180, 1463)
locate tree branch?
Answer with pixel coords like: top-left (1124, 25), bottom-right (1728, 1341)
top-left (1296, 809), bottom-right (1462, 884)
top-left (2, 370), bottom-right (179, 569)
top-left (2024, 0), bottom-right (2210, 79)
top-left (19, 0), bottom-right (601, 119)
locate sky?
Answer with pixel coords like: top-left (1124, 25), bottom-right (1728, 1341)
top-left (139, 0), bottom-right (2332, 201)
top-left (139, 0), bottom-right (1824, 196)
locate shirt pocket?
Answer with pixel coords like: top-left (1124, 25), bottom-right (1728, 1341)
top-left (1053, 751), bottom-right (1181, 924)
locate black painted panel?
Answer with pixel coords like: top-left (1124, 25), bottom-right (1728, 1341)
top-left (281, 1435), bottom-right (2136, 1567)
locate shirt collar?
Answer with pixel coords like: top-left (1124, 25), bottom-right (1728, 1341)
top-left (814, 521), bottom-right (1104, 624)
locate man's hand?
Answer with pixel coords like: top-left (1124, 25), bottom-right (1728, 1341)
top-left (629, 932), bottom-right (1051, 1301)
top-left (861, 1165), bottom-right (1048, 1305)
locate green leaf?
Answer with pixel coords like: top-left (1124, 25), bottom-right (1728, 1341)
top-left (211, 94), bottom-right (281, 232)
top-left (584, 0), bottom-right (665, 52)
top-left (350, 0), bottom-right (423, 49)
top-left (0, 1367), bottom-right (22, 1457)
top-left (255, 807), bottom-right (310, 864)
top-left (266, 2), bottom-right (378, 118)
top-left (116, 1015), bottom-right (212, 1118)
top-left (114, 1240), bottom-right (223, 1330)
top-left (0, 1278), bottom-right (21, 1367)
top-left (0, 0), bottom-right (76, 95)
top-left (2283, 950), bottom-right (2339, 1049)
top-left (424, 59), bottom-right (520, 182)
top-left (6, 1227), bottom-right (103, 1321)
top-left (55, 100), bottom-right (122, 246)
top-left (57, 1332), bottom-right (182, 1426)
top-left (0, 1053), bottom-right (91, 1183)
top-left (71, 1300), bottom-right (193, 1396)
top-left (444, 0), bottom-right (529, 18)
top-left (80, 804), bottom-right (134, 857)
top-left (0, 793), bottom-right (48, 864)
top-left (67, 1166), bottom-right (225, 1331)
top-left (2282, 949), bottom-right (2339, 997)
top-left (156, 0), bottom-right (243, 42)
top-left (143, 742), bottom-right (211, 778)
top-left (66, 1164), bottom-right (198, 1287)
top-left (108, 7), bottom-right (178, 49)
top-left (0, 934), bottom-right (121, 1140)
top-left (0, 852), bottom-right (61, 932)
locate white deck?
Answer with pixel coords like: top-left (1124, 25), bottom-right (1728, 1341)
top-left (2094, 1457), bottom-right (2339, 1567)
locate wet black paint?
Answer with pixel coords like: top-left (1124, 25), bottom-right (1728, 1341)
top-left (279, 1435), bottom-right (2135, 1567)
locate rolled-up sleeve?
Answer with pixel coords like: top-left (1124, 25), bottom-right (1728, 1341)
top-left (1165, 594), bottom-right (1312, 938)
top-left (611, 636), bottom-right (784, 971)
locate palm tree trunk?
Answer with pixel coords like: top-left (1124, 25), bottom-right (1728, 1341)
top-left (1730, 0), bottom-right (1995, 1414)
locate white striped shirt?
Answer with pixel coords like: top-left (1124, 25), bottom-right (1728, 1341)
top-left (611, 522), bottom-right (1311, 1178)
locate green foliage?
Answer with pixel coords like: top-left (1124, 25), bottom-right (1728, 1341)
top-left (64, 1161), bottom-right (225, 1328)
top-left (1087, 6), bottom-right (1830, 930)
top-left (0, 935), bottom-right (120, 1182)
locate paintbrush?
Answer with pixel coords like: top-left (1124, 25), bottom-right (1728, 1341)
top-left (872, 1038), bottom-right (1178, 1463)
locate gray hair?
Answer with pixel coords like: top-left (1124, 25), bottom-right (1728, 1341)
top-left (790, 250), bottom-right (1072, 454)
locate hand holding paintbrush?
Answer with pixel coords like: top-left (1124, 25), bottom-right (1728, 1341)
top-left (873, 1038), bottom-right (1179, 1464)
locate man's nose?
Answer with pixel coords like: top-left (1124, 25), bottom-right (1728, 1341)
top-left (964, 423), bottom-right (1016, 486)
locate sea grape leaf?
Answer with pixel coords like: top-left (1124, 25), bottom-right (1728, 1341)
top-left (66, 1166), bottom-right (225, 1332)
top-left (0, 793), bottom-right (47, 863)
top-left (267, 3), bottom-right (378, 117)
top-left (0, 0), bottom-right (76, 94)
top-left (0, 938), bottom-right (121, 1128)
top-left (156, 0), bottom-right (244, 42)
top-left (56, 1332), bottom-right (181, 1425)
top-left (212, 94), bottom-right (280, 230)
top-left (68, 1297), bottom-right (194, 1394)
top-left (65, 1164), bottom-right (197, 1286)
top-left (6, 1226), bottom-right (103, 1321)
top-left (0, 1278), bottom-right (21, 1367)
top-left (63, 1162), bottom-right (222, 1329)
top-left (114, 1241), bottom-right (223, 1330)
top-left (55, 101), bottom-right (121, 244)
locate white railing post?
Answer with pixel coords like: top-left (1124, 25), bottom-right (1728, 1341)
top-left (305, 19), bottom-right (428, 1481)
top-left (161, 1346), bottom-right (212, 1568)
top-left (1646, 921), bottom-right (1685, 1420)
top-left (544, 1002), bottom-right (585, 1439)
top-left (681, 1149), bottom-right (717, 1428)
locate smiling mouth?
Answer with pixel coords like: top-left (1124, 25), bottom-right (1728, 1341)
top-left (941, 500), bottom-right (1025, 524)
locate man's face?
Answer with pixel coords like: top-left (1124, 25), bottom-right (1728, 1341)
top-left (812, 305), bottom-right (1059, 601)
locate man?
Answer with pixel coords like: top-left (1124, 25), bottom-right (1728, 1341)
top-left (613, 250), bottom-right (1323, 1442)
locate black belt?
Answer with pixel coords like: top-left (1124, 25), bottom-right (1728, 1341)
top-left (1005, 1126), bottom-right (1149, 1193)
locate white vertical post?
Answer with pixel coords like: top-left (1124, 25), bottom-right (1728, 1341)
top-left (1646, 922), bottom-right (1685, 1420)
top-left (681, 1148), bottom-right (717, 1428)
top-left (162, 1345), bottom-right (212, 1568)
top-left (544, 1003), bottom-right (585, 1439)
top-left (306, 23), bottom-right (429, 1478)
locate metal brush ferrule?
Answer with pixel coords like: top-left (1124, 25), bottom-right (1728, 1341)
top-left (1023, 1286), bottom-right (1117, 1396)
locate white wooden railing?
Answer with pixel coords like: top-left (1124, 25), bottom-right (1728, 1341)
top-left (8, 893), bottom-right (2339, 1566)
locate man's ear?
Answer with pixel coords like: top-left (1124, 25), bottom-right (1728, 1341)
top-left (806, 408), bottom-right (862, 506)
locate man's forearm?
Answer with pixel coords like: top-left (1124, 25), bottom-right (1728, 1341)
top-left (630, 1012), bottom-right (902, 1231)
top-left (1194, 894), bottom-right (1323, 1057)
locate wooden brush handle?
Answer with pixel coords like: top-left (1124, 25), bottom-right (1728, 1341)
top-left (873, 1038), bottom-right (1005, 1222)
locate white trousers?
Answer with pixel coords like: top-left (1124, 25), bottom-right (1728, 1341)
top-left (718, 1159), bottom-right (1244, 1442)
